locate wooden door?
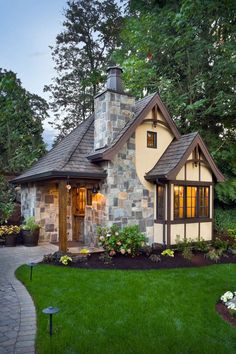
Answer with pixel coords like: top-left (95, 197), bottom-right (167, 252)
top-left (72, 187), bottom-right (86, 242)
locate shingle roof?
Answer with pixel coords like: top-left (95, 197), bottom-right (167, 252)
top-left (145, 132), bottom-right (198, 180)
top-left (13, 114), bottom-right (106, 183)
top-left (13, 93), bottom-right (157, 183)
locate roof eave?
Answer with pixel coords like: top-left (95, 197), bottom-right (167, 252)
top-left (11, 170), bottom-right (107, 184)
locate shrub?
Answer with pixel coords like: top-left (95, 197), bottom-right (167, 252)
top-left (21, 216), bottom-right (39, 231)
top-left (97, 224), bottom-right (147, 257)
top-left (204, 248), bottom-right (223, 263)
top-left (175, 235), bottom-right (194, 252)
top-left (215, 207), bottom-right (236, 233)
top-left (193, 238), bottom-right (210, 253)
top-left (182, 247), bottom-right (193, 260)
top-left (0, 175), bottom-right (16, 224)
top-left (149, 254), bottom-right (161, 263)
top-left (99, 252), bottom-right (113, 264)
top-left (161, 249), bottom-right (174, 257)
top-left (59, 255), bottom-right (72, 265)
top-left (213, 237), bottom-right (229, 251)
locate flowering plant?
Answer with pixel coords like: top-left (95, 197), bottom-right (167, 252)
top-left (59, 255), bottom-right (72, 265)
top-left (220, 291), bottom-right (236, 312)
top-left (0, 225), bottom-right (20, 236)
top-left (161, 249), bottom-right (175, 257)
top-left (97, 224), bottom-right (147, 257)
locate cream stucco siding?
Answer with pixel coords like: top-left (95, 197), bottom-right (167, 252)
top-left (135, 114), bottom-right (173, 191)
top-left (200, 164), bottom-right (212, 182)
top-left (171, 224), bottom-right (185, 244)
top-left (185, 161), bottom-right (199, 181)
top-left (186, 223), bottom-right (199, 239)
top-left (176, 168), bottom-right (185, 180)
top-left (199, 222), bottom-right (212, 241)
top-left (154, 223), bottom-right (163, 244)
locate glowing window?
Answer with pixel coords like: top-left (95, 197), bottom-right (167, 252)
top-left (147, 131), bottom-right (157, 148)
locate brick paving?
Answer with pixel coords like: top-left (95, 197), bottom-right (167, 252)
top-left (0, 244), bottom-right (57, 354)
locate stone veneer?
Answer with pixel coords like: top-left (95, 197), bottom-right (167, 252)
top-left (21, 183), bottom-right (72, 242)
top-left (100, 133), bottom-right (155, 244)
top-left (94, 90), bottom-right (135, 150)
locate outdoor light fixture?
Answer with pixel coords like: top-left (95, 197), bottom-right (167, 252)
top-left (92, 185), bottom-right (100, 194)
top-left (66, 177), bottom-right (71, 191)
top-left (42, 306), bottom-right (59, 336)
top-left (27, 262), bottom-right (37, 281)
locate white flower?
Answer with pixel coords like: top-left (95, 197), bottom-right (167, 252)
top-left (227, 303), bottom-right (236, 310)
top-left (221, 291), bottom-right (234, 303)
top-left (106, 233), bottom-right (111, 237)
top-left (99, 236), bottom-right (105, 241)
top-left (120, 249), bottom-right (126, 255)
top-left (115, 232), bottom-right (119, 236)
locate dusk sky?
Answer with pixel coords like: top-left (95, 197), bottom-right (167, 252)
top-left (0, 0), bottom-right (67, 147)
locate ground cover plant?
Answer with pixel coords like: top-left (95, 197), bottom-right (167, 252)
top-left (16, 264), bottom-right (236, 354)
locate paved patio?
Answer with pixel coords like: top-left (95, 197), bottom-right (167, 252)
top-left (0, 243), bottom-right (57, 354)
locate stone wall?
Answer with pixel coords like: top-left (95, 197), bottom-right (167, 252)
top-left (94, 90), bottom-right (135, 150)
top-left (21, 183), bottom-right (73, 243)
top-left (100, 133), bottom-right (155, 244)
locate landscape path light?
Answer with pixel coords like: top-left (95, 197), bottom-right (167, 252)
top-left (42, 306), bottom-right (60, 336)
top-left (27, 262), bottom-right (37, 281)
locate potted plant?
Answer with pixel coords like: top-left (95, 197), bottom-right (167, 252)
top-left (21, 217), bottom-right (40, 246)
top-left (4, 225), bottom-right (21, 247)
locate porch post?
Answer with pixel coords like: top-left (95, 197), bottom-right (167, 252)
top-left (58, 180), bottom-right (67, 252)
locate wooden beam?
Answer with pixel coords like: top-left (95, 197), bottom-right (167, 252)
top-left (59, 180), bottom-right (67, 252)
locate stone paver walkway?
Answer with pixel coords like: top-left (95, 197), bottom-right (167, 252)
top-left (0, 244), bottom-right (57, 354)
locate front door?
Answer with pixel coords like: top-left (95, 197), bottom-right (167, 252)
top-left (72, 187), bottom-right (86, 243)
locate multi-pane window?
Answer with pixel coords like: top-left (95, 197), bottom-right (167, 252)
top-left (174, 186), bottom-right (184, 219)
top-left (174, 185), bottom-right (209, 220)
top-left (199, 187), bottom-right (209, 217)
top-left (157, 185), bottom-right (165, 220)
top-left (147, 131), bottom-right (157, 148)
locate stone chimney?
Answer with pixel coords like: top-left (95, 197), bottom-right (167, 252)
top-left (94, 66), bottom-right (135, 150)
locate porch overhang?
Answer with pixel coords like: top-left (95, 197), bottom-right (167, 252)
top-left (11, 170), bottom-right (107, 184)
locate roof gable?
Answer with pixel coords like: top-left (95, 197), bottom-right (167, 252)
top-left (88, 92), bottom-right (181, 161)
top-left (145, 132), bottom-right (224, 182)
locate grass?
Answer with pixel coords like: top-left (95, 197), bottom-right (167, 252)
top-left (16, 264), bottom-right (236, 354)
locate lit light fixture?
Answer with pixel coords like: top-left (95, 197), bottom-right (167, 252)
top-left (92, 185), bottom-right (100, 194)
top-left (66, 178), bottom-right (71, 191)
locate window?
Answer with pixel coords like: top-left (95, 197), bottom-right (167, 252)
top-left (156, 185), bottom-right (165, 220)
top-left (87, 189), bottom-right (93, 206)
top-left (147, 131), bottom-right (157, 148)
top-left (174, 185), bottom-right (209, 220)
top-left (174, 186), bottom-right (184, 219)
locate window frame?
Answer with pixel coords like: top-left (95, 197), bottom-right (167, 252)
top-left (147, 131), bottom-right (157, 148)
top-left (174, 185), bottom-right (210, 220)
top-left (156, 185), bottom-right (165, 221)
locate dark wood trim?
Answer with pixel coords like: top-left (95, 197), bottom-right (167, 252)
top-left (198, 222), bottom-right (201, 240)
top-left (59, 180), bottom-right (68, 252)
top-left (170, 180), bottom-right (213, 186)
top-left (184, 163), bottom-right (186, 180)
top-left (163, 185), bottom-right (166, 244)
top-left (142, 119), bottom-right (169, 129)
top-left (199, 160), bottom-right (201, 181)
top-left (166, 182), bottom-right (171, 246)
top-left (167, 135), bottom-right (224, 182)
top-left (211, 184), bottom-right (214, 241)
top-left (167, 218), bottom-right (212, 225)
top-left (184, 223), bottom-right (186, 240)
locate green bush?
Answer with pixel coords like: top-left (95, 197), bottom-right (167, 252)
top-left (214, 207), bottom-right (236, 233)
top-left (97, 224), bottom-right (147, 257)
top-left (21, 216), bottom-right (39, 231)
top-left (0, 175), bottom-right (15, 224)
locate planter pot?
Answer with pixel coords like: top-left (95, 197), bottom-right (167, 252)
top-left (5, 233), bottom-right (17, 247)
top-left (16, 231), bottom-right (24, 245)
top-left (22, 229), bottom-right (39, 247)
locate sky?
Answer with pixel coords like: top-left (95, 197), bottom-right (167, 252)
top-left (0, 0), bottom-right (67, 148)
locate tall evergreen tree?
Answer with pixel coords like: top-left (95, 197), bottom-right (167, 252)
top-left (0, 69), bottom-right (47, 174)
top-left (114, 0), bottom-right (236, 205)
top-left (45, 0), bottom-right (123, 140)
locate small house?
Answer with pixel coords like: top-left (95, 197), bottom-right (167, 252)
top-left (13, 67), bottom-right (224, 250)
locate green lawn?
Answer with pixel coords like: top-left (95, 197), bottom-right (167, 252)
top-left (16, 264), bottom-right (236, 354)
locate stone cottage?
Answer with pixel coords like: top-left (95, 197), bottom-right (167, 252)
top-left (13, 67), bottom-right (224, 250)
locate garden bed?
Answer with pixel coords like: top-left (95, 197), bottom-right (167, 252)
top-left (42, 250), bottom-right (236, 270)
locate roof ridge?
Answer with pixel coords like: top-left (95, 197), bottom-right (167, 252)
top-left (59, 114), bottom-right (94, 170)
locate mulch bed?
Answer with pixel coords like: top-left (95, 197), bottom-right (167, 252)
top-left (216, 303), bottom-right (236, 327)
top-left (43, 250), bottom-right (236, 270)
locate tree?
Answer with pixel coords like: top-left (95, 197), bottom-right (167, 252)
top-left (45, 0), bottom-right (123, 141)
top-left (0, 69), bottom-right (47, 174)
top-left (113, 0), bottom-right (236, 205)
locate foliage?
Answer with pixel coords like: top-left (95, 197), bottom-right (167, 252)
top-left (204, 248), bottom-right (224, 263)
top-left (182, 247), bottom-right (193, 261)
top-left (79, 248), bottom-right (90, 255)
top-left (0, 69), bottom-right (47, 173)
top-left (0, 175), bottom-right (16, 224)
top-left (175, 235), bottom-right (193, 252)
top-left (148, 254), bottom-right (161, 263)
top-left (113, 0), bottom-right (236, 205)
top-left (21, 217), bottom-right (39, 231)
top-left (0, 225), bottom-right (20, 237)
top-left (214, 207), bottom-right (236, 233)
top-left (193, 238), bottom-right (210, 253)
top-left (161, 249), bottom-right (174, 257)
top-left (97, 224), bottom-right (147, 257)
top-left (16, 263), bottom-right (236, 353)
top-left (59, 255), bottom-right (72, 265)
top-left (213, 237), bottom-right (229, 251)
top-left (99, 252), bottom-right (113, 264)
top-left (45, 0), bottom-right (123, 141)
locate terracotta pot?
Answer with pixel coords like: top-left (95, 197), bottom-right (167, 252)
top-left (5, 233), bottom-right (17, 247)
top-left (22, 229), bottom-right (39, 247)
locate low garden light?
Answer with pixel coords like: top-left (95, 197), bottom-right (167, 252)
top-left (27, 262), bottom-right (37, 281)
top-left (42, 306), bottom-right (59, 336)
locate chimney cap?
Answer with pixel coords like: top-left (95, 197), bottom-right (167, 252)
top-left (106, 66), bottom-right (123, 73)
